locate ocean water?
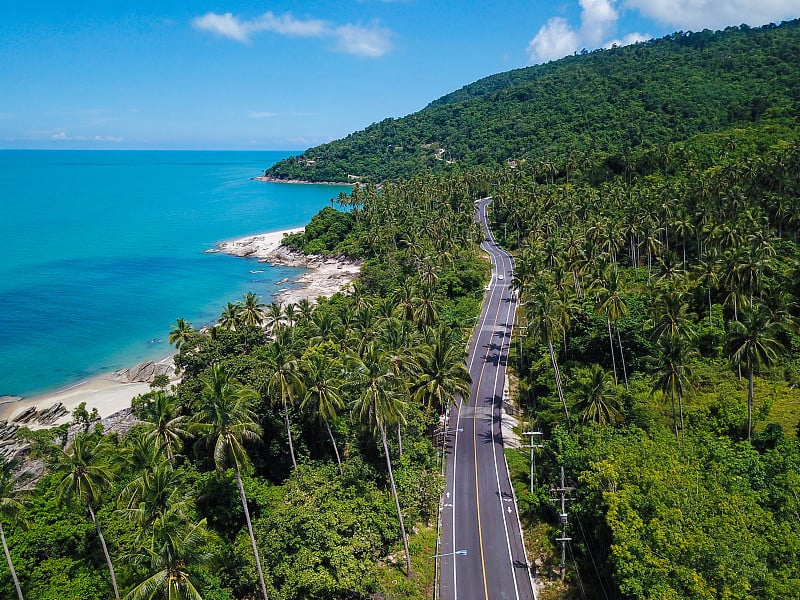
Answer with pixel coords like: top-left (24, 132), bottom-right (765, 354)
top-left (0, 150), bottom-right (349, 397)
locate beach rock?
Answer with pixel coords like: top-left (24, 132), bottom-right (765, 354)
top-left (111, 360), bottom-right (175, 384)
top-left (36, 402), bottom-right (68, 425)
top-left (11, 406), bottom-right (37, 424)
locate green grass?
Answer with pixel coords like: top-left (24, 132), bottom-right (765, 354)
top-left (374, 525), bottom-right (438, 600)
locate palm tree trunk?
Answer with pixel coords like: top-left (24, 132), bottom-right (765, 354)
top-left (235, 466), bottom-right (270, 600)
top-left (708, 286), bottom-right (713, 326)
top-left (380, 424), bottom-right (412, 578)
top-left (615, 326), bottom-right (628, 389)
top-left (397, 426), bottom-right (403, 458)
top-left (607, 317), bottom-right (619, 385)
top-left (747, 366), bottom-right (754, 440)
top-left (87, 504), bottom-right (120, 600)
top-left (0, 521), bottom-right (23, 600)
top-left (325, 421), bottom-right (343, 475)
top-left (677, 388), bottom-right (685, 435)
top-left (671, 392), bottom-right (679, 438)
top-left (284, 403), bottom-right (297, 469)
top-left (547, 338), bottom-right (569, 425)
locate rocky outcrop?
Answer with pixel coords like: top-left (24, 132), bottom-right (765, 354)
top-left (110, 360), bottom-right (175, 384)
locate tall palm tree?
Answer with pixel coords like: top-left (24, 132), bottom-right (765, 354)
top-left (239, 293), bottom-right (266, 328)
top-left (300, 352), bottom-right (346, 473)
top-left (125, 512), bottom-right (216, 600)
top-left (348, 344), bottom-right (413, 578)
top-left (571, 364), bottom-right (623, 426)
top-left (137, 391), bottom-right (189, 462)
top-left (409, 326), bottom-right (471, 414)
top-left (0, 459), bottom-right (26, 600)
top-left (118, 462), bottom-right (191, 544)
top-left (594, 267), bottom-right (629, 388)
top-left (219, 302), bottom-right (241, 331)
top-left (726, 304), bottom-right (784, 439)
top-left (55, 434), bottom-right (121, 599)
top-left (168, 318), bottom-right (195, 350)
top-left (651, 335), bottom-right (694, 437)
top-left (261, 328), bottom-right (304, 469)
top-left (193, 364), bottom-right (269, 600)
top-left (525, 283), bottom-right (570, 424)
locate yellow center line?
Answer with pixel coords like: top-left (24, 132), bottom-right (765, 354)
top-left (473, 258), bottom-right (506, 600)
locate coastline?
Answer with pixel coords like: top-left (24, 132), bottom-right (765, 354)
top-left (1, 226), bottom-right (360, 431)
top-left (252, 175), bottom-right (355, 186)
top-left (217, 229), bottom-right (362, 306)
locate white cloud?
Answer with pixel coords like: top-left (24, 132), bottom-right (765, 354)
top-left (527, 18), bottom-right (581, 63)
top-left (606, 31), bottom-right (651, 48)
top-left (623, 0), bottom-right (799, 31)
top-left (527, 0), bottom-right (652, 63)
top-left (193, 12), bottom-right (251, 42)
top-left (50, 131), bottom-right (123, 142)
top-left (249, 111), bottom-right (279, 119)
top-left (193, 11), bottom-right (393, 57)
top-left (334, 23), bottom-right (394, 57)
top-left (192, 11), bottom-right (325, 43)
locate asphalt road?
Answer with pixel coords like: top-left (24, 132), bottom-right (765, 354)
top-left (437, 198), bottom-right (536, 600)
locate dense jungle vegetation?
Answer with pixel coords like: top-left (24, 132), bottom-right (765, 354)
top-left (2, 17), bottom-right (800, 600)
top-left (265, 20), bottom-right (800, 183)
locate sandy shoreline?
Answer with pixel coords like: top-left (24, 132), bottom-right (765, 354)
top-left (217, 228), bottom-right (361, 306)
top-left (1, 227), bottom-right (360, 429)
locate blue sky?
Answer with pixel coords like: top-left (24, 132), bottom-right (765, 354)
top-left (1, 1), bottom-right (798, 150)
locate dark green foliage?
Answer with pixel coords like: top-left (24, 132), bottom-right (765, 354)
top-left (266, 21), bottom-right (800, 183)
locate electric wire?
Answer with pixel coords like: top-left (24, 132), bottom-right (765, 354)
top-left (575, 514), bottom-right (611, 600)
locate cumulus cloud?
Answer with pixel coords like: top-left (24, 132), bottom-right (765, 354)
top-left (334, 23), bottom-right (394, 58)
top-left (527, 18), bottom-right (581, 63)
top-left (527, 0), bottom-right (651, 64)
top-left (193, 11), bottom-right (393, 57)
top-left (623, 0), bottom-right (799, 31)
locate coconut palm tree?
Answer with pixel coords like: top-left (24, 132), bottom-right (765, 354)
top-left (219, 302), bottom-right (241, 331)
top-left (55, 434), bottom-right (121, 599)
top-left (651, 335), bottom-right (694, 437)
top-left (593, 267), bottom-right (629, 388)
top-left (239, 293), bottom-right (266, 328)
top-left (137, 391), bottom-right (189, 463)
top-left (168, 318), bottom-right (195, 350)
top-left (409, 326), bottom-right (471, 414)
top-left (525, 283), bottom-right (570, 424)
top-left (125, 512), bottom-right (216, 600)
top-left (261, 327), bottom-right (304, 469)
top-left (0, 459), bottom-right (26, 600)
top-left (348, 344), bottom-right (412, 578)
top-left (572, 364), bottom-right (623, 426)
top-left (193, 363), bottom-right (269, 600)
top-left (118, 462), bottom-right (191, 540)
top-left (726, 304), bottom-right (784, 439)
top-left (300, 352), bottom-right (346, 473)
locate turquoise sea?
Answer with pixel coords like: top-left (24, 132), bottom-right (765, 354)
top-left (0, 150), bottom-right (349, 398)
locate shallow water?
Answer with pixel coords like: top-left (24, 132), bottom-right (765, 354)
top-left (0, 150), bottom-right (349, 396)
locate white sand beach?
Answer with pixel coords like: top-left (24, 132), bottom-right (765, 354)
top-left (0, 354), bottom-right (178, 428)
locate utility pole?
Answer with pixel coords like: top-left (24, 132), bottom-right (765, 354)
top-left (521, 428), bottom-right (543, 492)
top-left (552, 466), bottom-right (575, 581)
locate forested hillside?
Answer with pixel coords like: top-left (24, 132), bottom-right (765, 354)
top-left (265, 20), bottom-right (800, 183)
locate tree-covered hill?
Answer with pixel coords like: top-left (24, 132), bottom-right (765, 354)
top-left (265, 19), bottom-right (800, 183)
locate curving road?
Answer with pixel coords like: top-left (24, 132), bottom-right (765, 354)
top-left (437, 197), bottom-right (535, 600)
